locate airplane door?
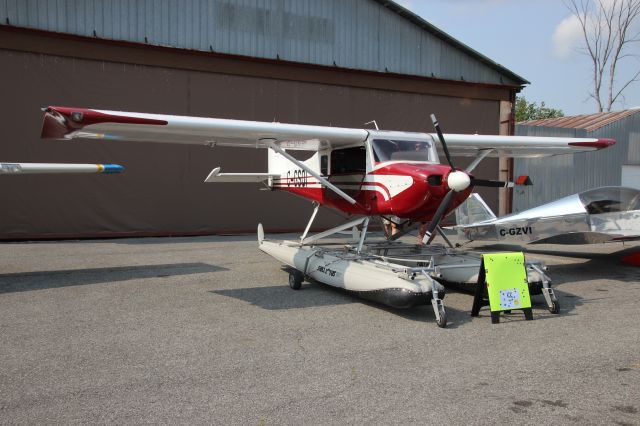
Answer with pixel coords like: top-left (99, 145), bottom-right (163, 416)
top-left (327, 146), bottom-right (367, 201)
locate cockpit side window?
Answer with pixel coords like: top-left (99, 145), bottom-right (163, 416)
top-left (330, 146), bottom-right (366, 174)
top-left (371, 139), bottom-right (433, 163)
top-left (320, 155), bottom-right (328, 175)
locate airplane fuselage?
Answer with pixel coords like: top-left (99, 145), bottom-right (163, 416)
top-left (272, 161), bottom-right (473, 221)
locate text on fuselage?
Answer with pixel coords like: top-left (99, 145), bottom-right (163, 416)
top-left (499, 226), bottom-right (533, 237)
top-left (287, 169), bottom-right (308, 187)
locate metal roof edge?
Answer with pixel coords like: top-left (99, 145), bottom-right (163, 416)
top-left (0, 24), bottom-right (522, 94)
top-left (372, 0), bottom-right (530, 86)
top-left (517, 109), bottom-right (640, 131)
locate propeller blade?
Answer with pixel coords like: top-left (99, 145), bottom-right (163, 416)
top-left (472, 178), bottom-right (512, 188)
top-left (430, 114), bottom-right (455, 169)
top-left (471, 177), bottom-right (534, 188)
top-left (423, 190), bottom-right (456, 245)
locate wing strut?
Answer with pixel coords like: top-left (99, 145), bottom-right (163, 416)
top-left (465, 149), bottom-right (494, 173)
top-left (263, 139), bottom-right (358, 205)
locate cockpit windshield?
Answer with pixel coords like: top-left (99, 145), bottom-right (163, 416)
top-left (578, 187), bottom-right (640, 214)
top-left (371, 139), bottom-right (435, 163)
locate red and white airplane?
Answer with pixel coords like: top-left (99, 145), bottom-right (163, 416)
top-left (41, 106), bottom-right (614, 243)
top-left (39, 106), bottom-right (616, 326)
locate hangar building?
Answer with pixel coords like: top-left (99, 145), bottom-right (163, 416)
top-left (514, 109), bottom-right (640, 211)
top-left (0, 0), bottom-right (528, 239)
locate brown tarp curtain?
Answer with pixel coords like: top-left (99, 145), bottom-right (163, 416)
top-left (0, 47), bottom-right (501, 239)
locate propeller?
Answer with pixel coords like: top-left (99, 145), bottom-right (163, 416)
top-left (422, 114), bottom-right (472, 245)
top-left (422, 117), bottom-right (533, 245)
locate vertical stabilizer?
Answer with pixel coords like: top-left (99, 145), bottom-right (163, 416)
top-left (268, 149), bottom-right (291, 176)
top-left (268, 149), bottom-right (321, 176)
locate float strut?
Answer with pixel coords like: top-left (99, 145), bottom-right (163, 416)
top-left (356, 217), bottom-right (370, 254)
top-left (436, 226), bottom-right (454, 248)
top-left (300, 202), bottom-right (320, 243)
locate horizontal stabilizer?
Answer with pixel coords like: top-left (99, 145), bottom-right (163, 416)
top-left (204, 167), bottom-right (279, 183)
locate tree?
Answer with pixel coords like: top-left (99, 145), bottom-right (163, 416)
top-left (515, 97), bottom-right (565, 122)
top-left (565, 0), bottom-right (640, 112)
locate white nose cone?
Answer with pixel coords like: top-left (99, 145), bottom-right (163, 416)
top-left (447, 170), bottom-right (471, 192)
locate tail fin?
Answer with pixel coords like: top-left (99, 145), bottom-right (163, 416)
top-left (268, 149), bottom-right (291, 176)
top-left (455, 193), bottom-right (497, 226)
top-left (268, 149), bottom-right (321, 176)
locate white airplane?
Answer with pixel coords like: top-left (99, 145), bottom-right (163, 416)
top-left (455, 187), bottom-right (640, 245)
top-left (39, 106), bottom-right (615, 326)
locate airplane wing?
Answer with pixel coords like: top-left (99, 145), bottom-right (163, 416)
top-left (41, 106), bottom-right (368, 150)
top-left (0, 162), bottom-right (124, 174)
top-left (428, 134), bottom-right (615, 158)
top-left (41, 106), bottom-right (614, 157)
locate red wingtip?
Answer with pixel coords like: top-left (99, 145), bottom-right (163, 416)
top-left (40, 106), bottom-right (167, 139)
top-left (569, 138), bottom-right (616, 150)
top-left (40, 107), bottom-right (73, 139)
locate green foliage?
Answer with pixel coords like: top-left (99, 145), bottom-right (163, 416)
top-left (515, 97), bottom-right (564, 122)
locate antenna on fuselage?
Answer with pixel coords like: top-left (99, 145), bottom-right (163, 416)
top-left (364, 120), bottom-right (379, 130)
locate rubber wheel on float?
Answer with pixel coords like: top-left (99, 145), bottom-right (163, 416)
top-left (436, 307), bottom-right (447, 328)
top-left (288, 271), bottom-right (303, 290)
top-left (549, 299), bottom-right (560, 314)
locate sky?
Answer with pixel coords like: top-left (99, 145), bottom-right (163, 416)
top-left (395, 0), bottom-right (640, 116)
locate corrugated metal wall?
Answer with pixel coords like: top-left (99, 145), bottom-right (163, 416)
top-left (513, 112), bottom-right (640, 211)
top-left (0, 0), bottom-right (518, 85)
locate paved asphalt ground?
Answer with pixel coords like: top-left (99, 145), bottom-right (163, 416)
top-left (0, 232), bottom-right (639, 425)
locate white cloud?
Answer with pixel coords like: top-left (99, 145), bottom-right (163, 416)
top-left (552, 14), bottom-right (583, 59)
top-left (552, 0), bottom-right (640, 59)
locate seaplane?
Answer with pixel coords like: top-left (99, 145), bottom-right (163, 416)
top-left (40, 106), bottom-right (615, 327)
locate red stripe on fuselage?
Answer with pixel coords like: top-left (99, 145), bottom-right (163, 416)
top-left (273, 162), bottom-right (474, 221)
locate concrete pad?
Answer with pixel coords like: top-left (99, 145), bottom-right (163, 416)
top-left (0, 234), bottom-right (638, 424)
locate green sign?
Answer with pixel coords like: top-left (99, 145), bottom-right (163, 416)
top-left (483, 252), bottom-right (531, 312)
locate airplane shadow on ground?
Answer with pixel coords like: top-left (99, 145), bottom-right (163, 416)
top-left (213, 272), bottom-right (480, 328)
top-left (211, 281), bottom-right (572, 328)
top-left (547, 259), bottom-right (640, 284)
top-left (212, 282), bottom-right (356, 310)
top-left (0, 263), bottom-right (226, 294)
top-left (366, 294), bottom-right (473, 328)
